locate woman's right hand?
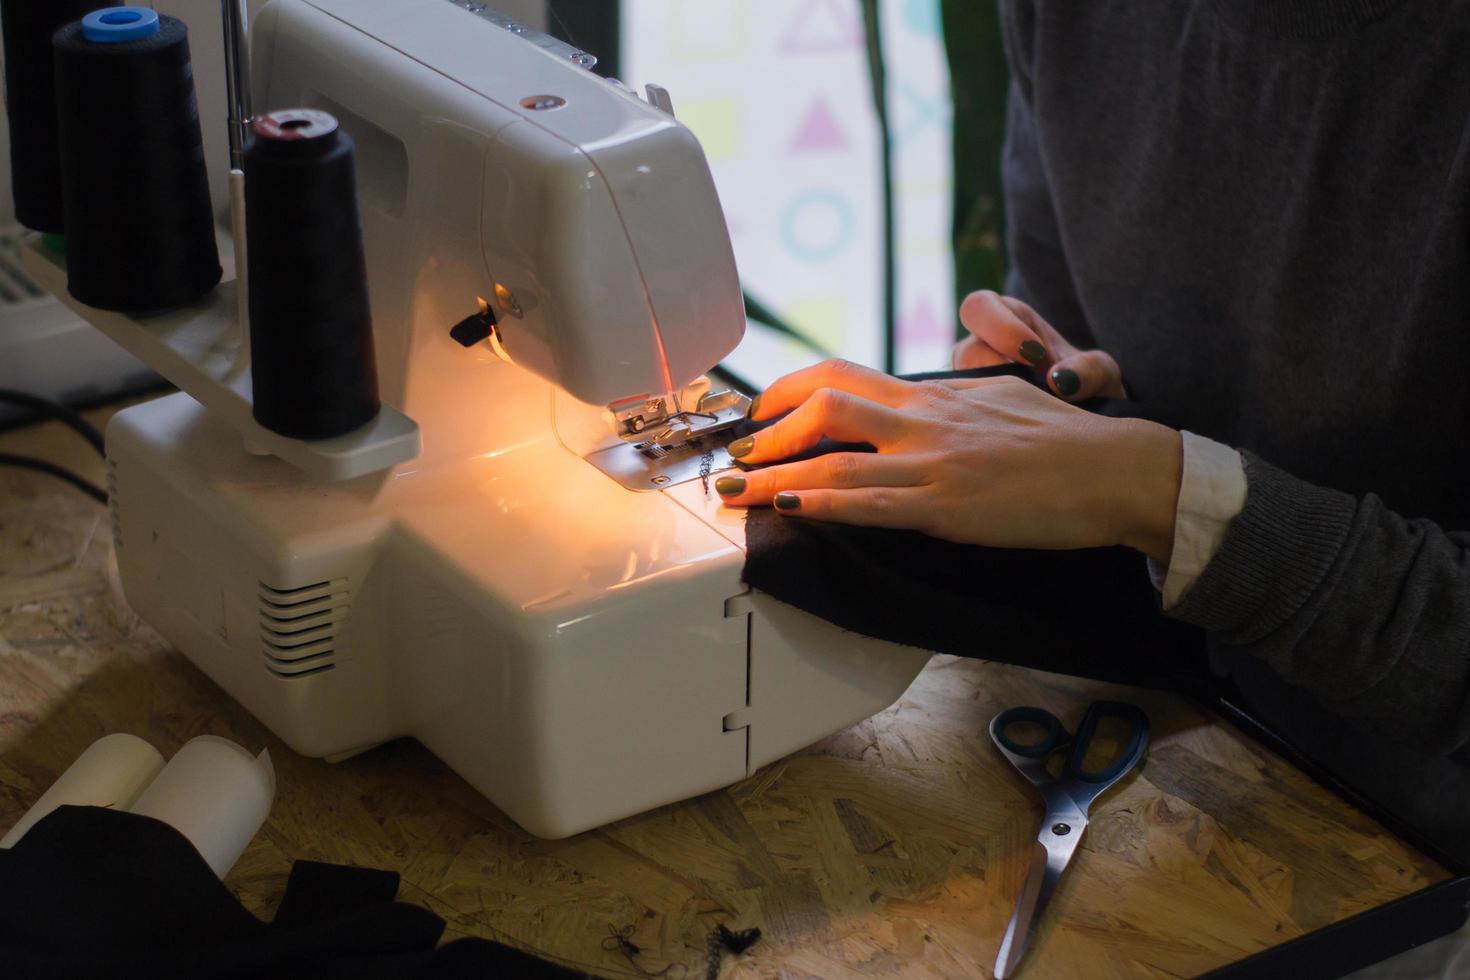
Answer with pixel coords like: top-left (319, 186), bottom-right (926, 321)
top-left (952, 290), bottom-right (1128, 402)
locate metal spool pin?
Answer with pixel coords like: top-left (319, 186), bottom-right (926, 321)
top-left (222, 0), bottom-right (253, 370)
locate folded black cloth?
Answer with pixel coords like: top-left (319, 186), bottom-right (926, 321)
top-left (739, 365), bottom-right (1214, 694)
top-left (0, 805), bottom-right (595, 980)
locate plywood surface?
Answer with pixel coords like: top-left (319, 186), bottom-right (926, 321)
top-left (0, 400), bottom-right (1449, 979)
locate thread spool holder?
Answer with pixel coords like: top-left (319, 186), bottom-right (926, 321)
top-left (19, 233), bottom-right (421, 481)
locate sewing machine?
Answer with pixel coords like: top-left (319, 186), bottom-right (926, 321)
top-left (93, 0), bottom-right (931, 837)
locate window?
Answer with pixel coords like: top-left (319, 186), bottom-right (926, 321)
top-left (621, 0), bottom-right (955, 387)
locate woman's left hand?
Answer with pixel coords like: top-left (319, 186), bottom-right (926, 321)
top-left (717, 359), bottom-right (1183, 562)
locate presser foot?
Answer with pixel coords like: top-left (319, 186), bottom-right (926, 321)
top-left (607, 384), bottom-right (750, 445)
top-left (587, 387), bottom-right (750, 492)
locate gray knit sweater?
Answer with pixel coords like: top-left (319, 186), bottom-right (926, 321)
top-left (999, 0), bottom-right (1470, 858)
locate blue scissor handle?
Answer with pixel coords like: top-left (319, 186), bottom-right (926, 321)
top-left (992, 706), bottom-right (1068, 759)
top-left (1063, 700), bottom-right (1149, 784)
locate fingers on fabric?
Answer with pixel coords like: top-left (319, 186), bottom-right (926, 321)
top-left (730, 388), bottom-right (905, 465)
top-left (959, 290), bottom-right (1052, 368)
top-left (748, 358), bottom-right (911, 421)
top-left (768, 487), bottom-right (925, 529)
top-left (1048, 348), bottom-right (1126, 402)
top-left (714, 453), bottom-right (919, 506)
top-left (951, 334), bottom-right (1011, 370)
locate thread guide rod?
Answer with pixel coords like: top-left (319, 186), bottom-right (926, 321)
top-left (222, 0), bottom-right (252, 170)
top-left (222, 0), bottom-right (252, 367)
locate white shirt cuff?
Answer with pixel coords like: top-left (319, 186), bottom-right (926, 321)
top-left (1146, 431), bottom-right (1247, 609)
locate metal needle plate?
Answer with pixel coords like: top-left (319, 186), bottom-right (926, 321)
top-left (586, 435), bottom-right (739, 492)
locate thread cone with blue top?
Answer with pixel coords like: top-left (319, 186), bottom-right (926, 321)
top-left (80, 5), bottom-right (159, 42)
top-left (52, 5), bottom-right (221, 313)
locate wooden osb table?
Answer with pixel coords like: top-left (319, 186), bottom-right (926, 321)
top-left (0, 398), bottom-right (1451, 979)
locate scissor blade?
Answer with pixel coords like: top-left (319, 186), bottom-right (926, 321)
top-left (994, 823), bottom-right (1083, 979)
top-left (994, 842), bottom-right (1049, 979)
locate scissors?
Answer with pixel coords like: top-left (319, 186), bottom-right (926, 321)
top-left (988, 701), bottom-right (1150, 979)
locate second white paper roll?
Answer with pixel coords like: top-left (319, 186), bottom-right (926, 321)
top-left (129, 735), bottom-right (275, 878)
top-left (0, 733), bottom-right (166, 848)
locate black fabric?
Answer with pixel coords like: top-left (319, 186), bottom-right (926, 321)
top-left (272, 859), bottom-right (403, 929)
top-left (0, 805), bottom-right (596, 980)
top-left (739, 366), bottom-right (1213, 694)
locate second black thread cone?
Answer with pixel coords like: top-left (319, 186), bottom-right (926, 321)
top-left (245, 108), bottom-right (380, 440)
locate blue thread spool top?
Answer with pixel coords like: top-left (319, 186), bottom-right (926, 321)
top-left (81, 6), bottom-right (159, 42)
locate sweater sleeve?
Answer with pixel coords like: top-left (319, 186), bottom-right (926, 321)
top-left (1168, 453), bottom-right (1470, 753)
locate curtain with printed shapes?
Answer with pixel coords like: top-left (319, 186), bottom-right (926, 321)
top-left (622, 0), bottom-right (958, 384)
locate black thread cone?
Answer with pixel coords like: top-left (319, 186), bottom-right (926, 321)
top-left (1, 0), bottom-right (119, 232)
top-left (245, 109), bottom-right (380, 440)
top-left (52, 14), bottom-right (221, 313)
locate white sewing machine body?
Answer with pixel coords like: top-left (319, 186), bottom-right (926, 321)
top-left (104, 0), bottom-right (930, 838)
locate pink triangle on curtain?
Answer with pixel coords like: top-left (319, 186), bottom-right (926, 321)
top-left (899, 296), bottom-right (948, 344)
top-left (790, 98), bottom-right (847, 153)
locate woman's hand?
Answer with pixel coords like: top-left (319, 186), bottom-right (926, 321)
top-left (718, 359), bottom-right (1182, 562)
top-left (953, 290), bottom-right (1127, 402)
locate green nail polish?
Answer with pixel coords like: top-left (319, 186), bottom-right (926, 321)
top-left (1019, 339), bottom-right (1047, 365)
top-left (715, 476), bottom-right (745, 496)
top-left (1052, 368), bottom-right (1080, 397)
top-left (746, 394), bottom-right (762, 419)
top-left (774, 492), bottom-right (801, 511)
top-left (727, 436), bottom-right (754, 459)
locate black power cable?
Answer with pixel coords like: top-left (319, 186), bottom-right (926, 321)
top-left (0, 388), bottom-right (105, 455)
top-left (0, 388), bottom-right (108, 503)
top-left (0, 452), bottom-right (107, 502)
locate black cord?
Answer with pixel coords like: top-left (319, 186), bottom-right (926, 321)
top-left (0, 453), bottom-right (107, 502)
top-left (860, 0), bottom-right (898, 376)
top-left (0, 388), bottom-right (105, 456)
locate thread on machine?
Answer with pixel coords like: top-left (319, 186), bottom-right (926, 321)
top-left (244, 108), bottom-right (380, 440)
top-left (0, 0), bottom-right (121, 232)
top-left (52, 9), bottom-right (222, 313)
top-left (602, 923), bottom-right (684, 978)
top-left (706, 923), bottom-right (760, 979)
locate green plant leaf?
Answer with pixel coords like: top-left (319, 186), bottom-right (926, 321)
top-left (743, 289), bottom-right (833, 358)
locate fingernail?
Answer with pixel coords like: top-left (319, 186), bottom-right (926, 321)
top-left (1051, 368), bottom-right (1080, 397)
top-left (727, 436), bottom-right (754, 459)
top-left (774, 492), bottom-right (801, 511)
top-left (746, 394), bottom-right (762, 419)
top-left (1019, 339), bottom-right (1048, 365)
top-left (715, 476), bottom-right (745, 496)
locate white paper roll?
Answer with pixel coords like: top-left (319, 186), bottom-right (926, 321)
top-left (0, 733), bottom-right (166, 849)
top-left (129, 735), bottom-right (275, 878)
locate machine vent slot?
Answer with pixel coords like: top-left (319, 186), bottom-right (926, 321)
top-left (105, 457), bottom-right (121, 549)
top-left (258, 578), bottom-right (349, 678)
